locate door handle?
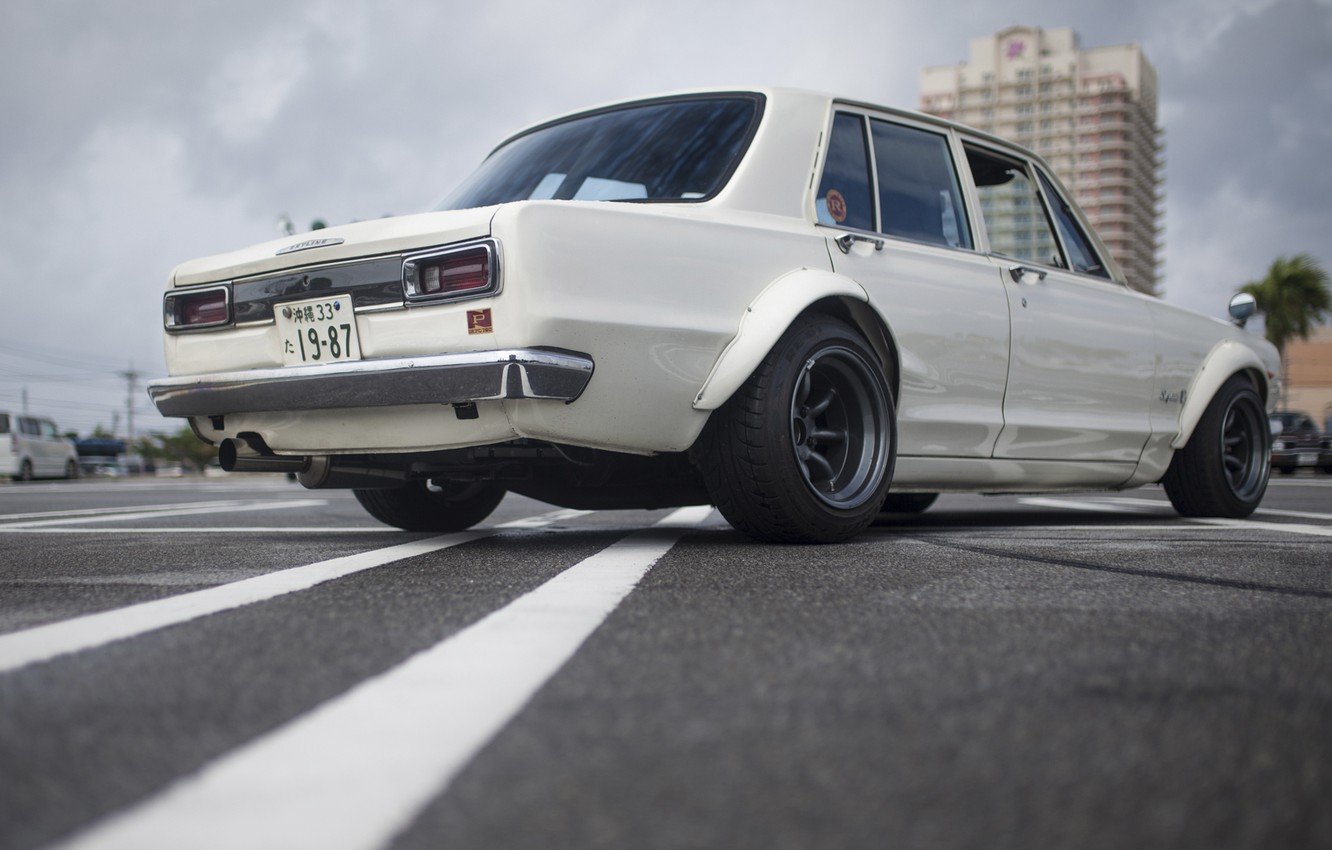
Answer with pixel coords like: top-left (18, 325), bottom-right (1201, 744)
top-left (835, 233), bottom-right (885, 253)
top-left (1008, 265), bottom-right (1048, 283)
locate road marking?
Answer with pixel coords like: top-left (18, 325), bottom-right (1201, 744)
top-left (1186, 517), bottom-right (1332, 538)
top-left (53, 505), bottom-right (712, 850)
top-left (0, 509), bottom-right (587, 675)
top-left (0, 527), bottom-right (407, 534)
top-left (1097, 496), bottom-right (1332, 522)
top-left (1264, 479), bottom-right (1332, 488)
top-left (1018, 497), bottom-right (1332, 538)
top-left (0, 499), bottom-right (329, 529)
top-left (0, 500), bottom-right (250, 522)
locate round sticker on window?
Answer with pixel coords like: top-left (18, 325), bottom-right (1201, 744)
top-left (825, 189), bottom-right (848, 224)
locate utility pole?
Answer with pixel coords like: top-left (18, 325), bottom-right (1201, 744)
top-left (20, 387), bottom-right (28, 413)
top-left (119, 364), bottom-right (142, 448)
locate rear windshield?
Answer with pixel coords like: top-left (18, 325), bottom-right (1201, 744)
top-left (438, 96), bottom-right (762, 210)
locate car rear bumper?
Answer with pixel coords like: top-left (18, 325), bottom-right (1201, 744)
top-left (147, 348), bottom-right (595, 417)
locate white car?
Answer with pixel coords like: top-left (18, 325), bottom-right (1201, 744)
top-left (1, 413), bottom-right (80, 481)
top-left (148, 88), bottom-right (1279, 542)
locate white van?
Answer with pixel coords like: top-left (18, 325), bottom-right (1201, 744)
top-left (0, 413), bottom-right (80, 481)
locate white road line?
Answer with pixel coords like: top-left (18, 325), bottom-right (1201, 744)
top-left (1018, 497), bottom-right (1332, 538)
top-left (0, 500), bottom-right (248, 522)
top-left (0, 499), bottom-right (329, 529)
top-left (1187, 517), bottom-right (1332, 538)
top-left (53, 505), bottom-right (712, 850)
top-left (0, 527), bottom-right (406, 534)
top-left (1096, 496), bottom-right (1332, 522)
top-left (0, 508), bottom-right (585, 675)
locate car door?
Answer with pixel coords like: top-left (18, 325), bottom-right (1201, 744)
top-left (960, 141), bottom-right (1155, 464)
top-left (815, 108), bottom-right (1010, 458)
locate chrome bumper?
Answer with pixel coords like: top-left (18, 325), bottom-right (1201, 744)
top-left (147, 349), bottom-right (594, 417)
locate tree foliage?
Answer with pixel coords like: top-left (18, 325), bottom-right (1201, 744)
top-left (139, 427), bottom-right (218, 471)
top-left (1239, 253), bottom-right (1331, 356)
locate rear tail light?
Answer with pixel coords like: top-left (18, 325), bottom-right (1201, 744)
top-left (165, 285), bottom-right (231, 331)
top-left (403, 241), bottom-right (498, 302)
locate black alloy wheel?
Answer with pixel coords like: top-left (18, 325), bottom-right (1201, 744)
top-left (694, 314), bottom-right (895, 543)
top-left (1219, 392), bottom-right (1267, 503)
top-left (789, 346), bottom-right (891, 510)
top-left (1163, 374), bottom-right (1270, 517)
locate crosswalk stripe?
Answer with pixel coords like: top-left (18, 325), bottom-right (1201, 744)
top-left (0, 509), bottom-right (587, 675)
top-left (52, 505), bottom-right (712, 850)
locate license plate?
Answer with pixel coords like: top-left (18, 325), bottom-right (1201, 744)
top-left (1298, 451), bottom-right (1318, 466)
top-left (275, 295), bottom-right (361, 366)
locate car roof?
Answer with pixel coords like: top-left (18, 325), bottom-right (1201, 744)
top-left (492, 86), bottom-right (1031, 161)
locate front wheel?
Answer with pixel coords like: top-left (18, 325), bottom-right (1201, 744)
top-left (65, 460), bottom-right (79, 480)
top-left (694, 315), bottom-right (895, 543)
top-left (16, 460), bottom-right (33, 482)
top-left (1162, 374), bottom-right (1269, 517)
top-left (353, 480), bottom-right (506, 531)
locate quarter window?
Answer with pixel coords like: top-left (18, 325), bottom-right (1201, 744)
top-left (816, 113), bottom-right (875, 231)
top-left (869, 119), bottom-right (971, 250)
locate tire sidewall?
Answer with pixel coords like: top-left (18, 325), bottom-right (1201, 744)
top-left (757, 317), bottom-right (896, 536)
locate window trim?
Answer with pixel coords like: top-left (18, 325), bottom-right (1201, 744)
top-left (811, 104), bottom-right (982, 256)
top-left (959, 139), bottom-right (1067, 271)
top-left (956, 136), bottom-right (1126, 289)
top-left (1031, 166), bottom-right (1113, 282)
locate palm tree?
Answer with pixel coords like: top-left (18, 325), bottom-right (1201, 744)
top-left (1239, 254), bottom-right (1331, 409)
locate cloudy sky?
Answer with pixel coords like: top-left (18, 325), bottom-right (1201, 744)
top-left (1, 0), bottom-right (1329, 437)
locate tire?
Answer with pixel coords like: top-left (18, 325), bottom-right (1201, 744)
top-left (16, 459), bottom-right (33, 482)
top-left (65, 460), bottom-right (79, 480)
top-left (879, 492), bottom-right (938, 514)
top-left (694, 314), bottom-right (895, 543)
top-left (353, 480), bottom-right (506, 531)
top-left (1162, 374), bottom-right (1269, 517)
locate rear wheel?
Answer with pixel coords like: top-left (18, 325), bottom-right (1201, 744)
top-left (16, 460), bottom-right (33, 482)
top-left (695, 315), bottom-right (894, 543)
top-left (1163, 375), bottom-right (1269, 517)
top-left (353, 480), bottom-right (506, 531)
top-left (65, 459), bottom-right (79, 480)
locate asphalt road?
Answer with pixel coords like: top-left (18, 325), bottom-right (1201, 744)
top-left (0, 474), bottom-right (1328, 849)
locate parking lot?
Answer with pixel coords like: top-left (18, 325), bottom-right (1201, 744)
top-left (1, 475), bottom-right (1328, 849)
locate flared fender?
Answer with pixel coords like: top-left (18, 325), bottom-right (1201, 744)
top-left (692, 269), bottom-right (869, 410)
top-left (1172, 339), bottom-right (1270, 449)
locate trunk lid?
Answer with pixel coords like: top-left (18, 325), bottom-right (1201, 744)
top-left (170, 206), bottom-right (499, 286)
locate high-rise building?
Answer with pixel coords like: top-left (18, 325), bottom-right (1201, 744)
top-left (920, 26), bottom-right (1163, 294)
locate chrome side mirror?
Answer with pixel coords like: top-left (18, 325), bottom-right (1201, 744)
top-left (1269, 417), bottom-right (1283, 437)
top-left (1229, 292), bottom-right (1257, 327)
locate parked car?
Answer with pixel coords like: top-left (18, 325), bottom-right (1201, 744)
top-left (147, 88), bottom-right (1281, 542)
top-left (1, 412), bottom-right (80, 481)
top-left (1269, 410), bottom-right (1322, 474)
top-left (79, 456), bottom-right (125, 477)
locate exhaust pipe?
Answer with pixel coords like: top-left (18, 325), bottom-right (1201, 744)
top-left (218, 438), bottom-right (310, 473)
top-left (218, 436), bottom-right (406, 489)
top-left (297, 456), bottom-right (407, 490)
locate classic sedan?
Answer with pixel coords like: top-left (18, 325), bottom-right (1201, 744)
top-left (148, 88), bottom-right (1280, 542)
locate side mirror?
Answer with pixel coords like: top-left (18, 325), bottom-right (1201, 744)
top-left (1229, 292), bottom-right (1257, 327)
top-left (1269, 416), bottom-right (1283, 437)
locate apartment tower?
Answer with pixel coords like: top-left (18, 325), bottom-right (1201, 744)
top-left (920, 26), bottom-right (1163, 294)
